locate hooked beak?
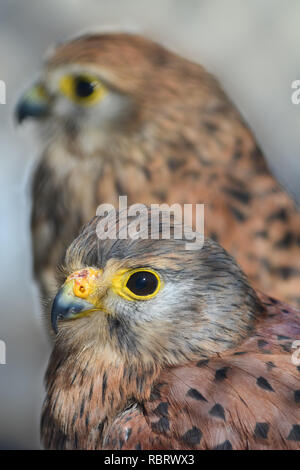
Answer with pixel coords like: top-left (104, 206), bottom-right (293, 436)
top-left (15, 82), bottom-right (51, 123)
top-left (51, 268), bottom-right (103, 334)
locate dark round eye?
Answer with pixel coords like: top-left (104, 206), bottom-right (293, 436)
top-left (74, 76), bottom-right (95, 98)
top-left (126, 271), bottom-right (158, 297)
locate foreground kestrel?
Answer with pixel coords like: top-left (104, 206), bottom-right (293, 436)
top-left (16, 33), bottom-right (300, 306)
top-left (42, 211), bottom-right (300, 450)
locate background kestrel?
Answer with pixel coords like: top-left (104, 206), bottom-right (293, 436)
top-left (16, 33), bottom-right (300, 307)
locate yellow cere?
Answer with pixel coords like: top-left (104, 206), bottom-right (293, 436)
top-left (66, 268), bottom-right (102, 299)
top-left (25, 82), bottom-right (50, 102)
top-left (59, 74), bottom-right (108, 105)
top-left (111, 268), bottom-right (162, 301)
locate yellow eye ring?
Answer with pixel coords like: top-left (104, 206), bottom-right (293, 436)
top-left (59, 74), bottom-right (107, 105)
top-left (112, 268), bottom-right (162, 301)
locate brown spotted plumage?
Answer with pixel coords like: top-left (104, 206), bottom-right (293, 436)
top-left (42, 213), bottom-right (300, 450)
top-left (17, 33), bottom-right (300, 306)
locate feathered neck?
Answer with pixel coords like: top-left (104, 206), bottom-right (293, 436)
top-left (41, 340), bottom-right (160, 449)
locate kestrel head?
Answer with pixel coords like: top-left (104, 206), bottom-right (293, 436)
top-left (16, 33), bottom-right (221, 151)
top-left (51, 209), bottom-right (262, 367)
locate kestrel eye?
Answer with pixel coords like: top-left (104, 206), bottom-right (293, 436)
top-left (74, 76), bottom-right (96, 98)
top-left (126, 271), bottom-right (159, 297)
top-left (59, 74), bottom-right (107, 105)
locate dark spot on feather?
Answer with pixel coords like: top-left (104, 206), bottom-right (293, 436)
top-left (294, 390), bottom-right (300, 403)
top-left (135, 442), bottom-right (142, 450)
top-left (258, 339), bottom-right (268, 349)
top-left (203, 121), bottom-right (219, 132)
top-left (154, 402), bottom-right (169, 417)
top-left (267, 208), bottom-right (288, 222)
top-left (277, 335), bottom-right (291, 340)
top-left (196, 359), bottom-right (209, 367)
top-left (98, 421), bottom-right (105, 434)
top-left (250, 146), bottom-right (267, 171)
top-left (256, 376), bottom-right (274, 392)
top-left (80, 398), bottom-right (85, 418)
top-left (277, 266), bottom-right (298, 280)
top-left (152, 48), bottom-right (169, 66)
top-left (281, 343), bottom-right (292, 353)
top-left (224, 187), bottom-right (252, 204)
top-left (275, 232), bottom-right (294, 249)
top-left (89, 382), bottom-right (94, 401)
top-left (287, 425), bottom-right (300, 441)
top-left (209, 403), bottom-right (226, 421)
top-left (70, 373), bottom-right (77, 385)
top-left (181, 426), bottom-right (202, 446)
top-left (213, 440), bottom-right (232, 450)
top-left (210, 231), bottom-right (219, 242)
top-left (228, 205), bottom-right (247, 222)
top-left (141, 165), bottom-right (151, 181)
top-left (254, 422), bottom-right (269, 439)
top-left (182, 170), bottom-right (201, 180)
top-left (167, 156), bottom-right (185, 171)
top-left (234, 351), bottom-right (247, 355)
top-left (266, 361), bottom-right (276, 370)
top-left (186, 388), bottom-right (208, 402)
top-left (215, 367), bottom-right (230, 381)
top-left (151, 416), bottom-right (170, 433)
top-left (152, 190), bottom-right (167, 202)
top-left (114, 179), bottom-right (126, 195)
top-left (102, 372), bottom-right (107, 405)
top-left (71, 412), bottom-right (78, 427)
top-left (255, 230), bottom-right (268, 238)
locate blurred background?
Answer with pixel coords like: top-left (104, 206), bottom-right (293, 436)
top-left (0, 0), bottom-right (300, 449)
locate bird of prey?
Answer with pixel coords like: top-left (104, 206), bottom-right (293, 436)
top-left (42, 211), bottom-right (300, 450)
top-left (16, 33), bottom-right (300, 306)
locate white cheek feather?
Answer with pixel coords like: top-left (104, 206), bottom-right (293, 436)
top-left (105, 279), bottom-right (196, 324)
top-left (44, 66), bottom-right (133, 155)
